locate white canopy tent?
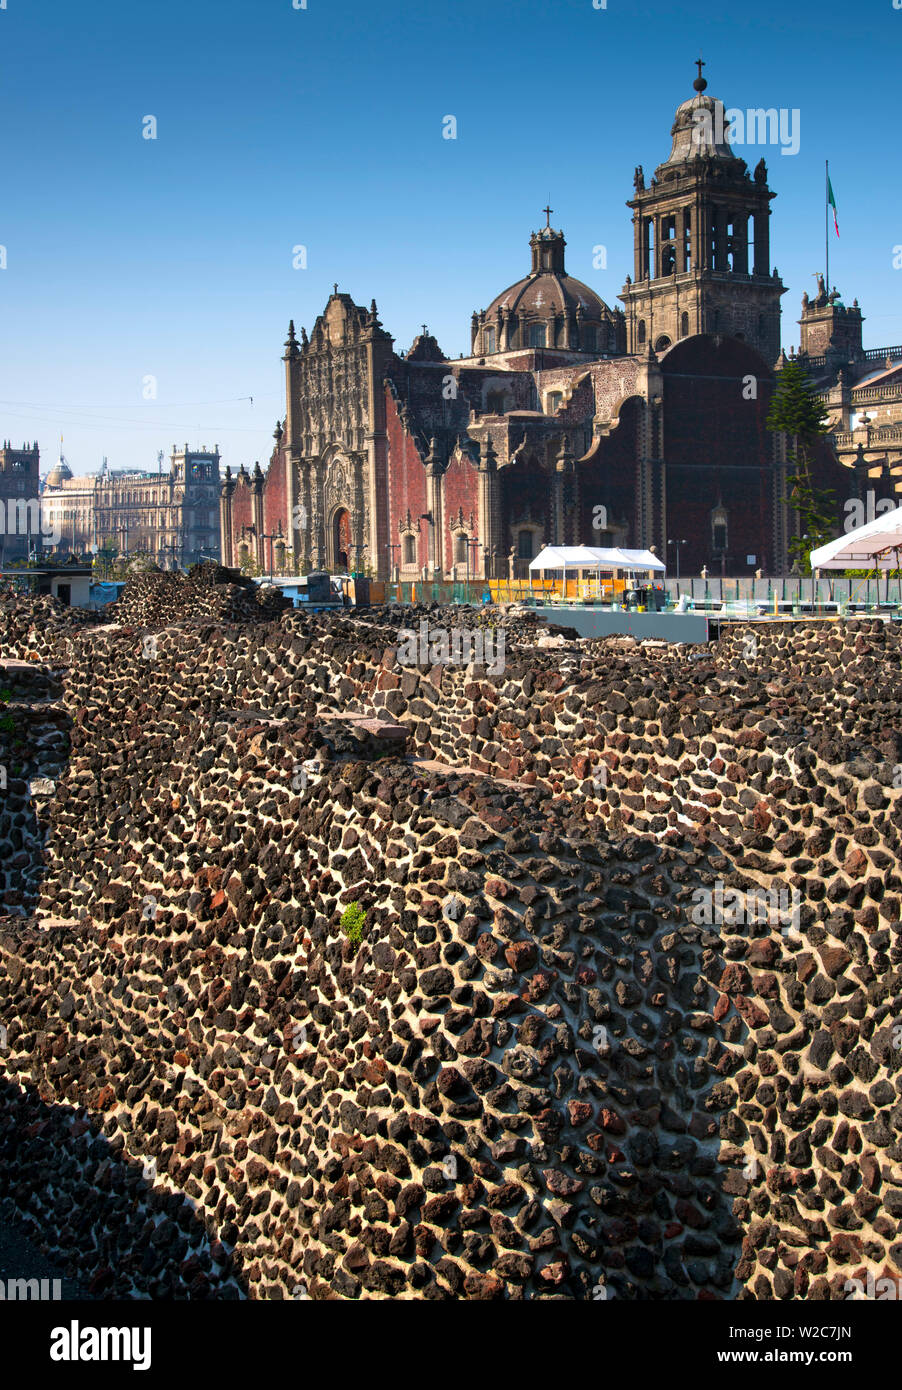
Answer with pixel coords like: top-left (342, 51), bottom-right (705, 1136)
top-left (528, 545), bottom-right (666, 601)
top-left (528, 546), bottom-right (666, 574)
top-left (809, 505), bottom-right (902, 571)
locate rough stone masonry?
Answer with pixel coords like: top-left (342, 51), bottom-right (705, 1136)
top-left (0, 573), bottom-right (900, 1300)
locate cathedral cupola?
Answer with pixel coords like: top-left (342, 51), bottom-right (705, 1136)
top-left (471, 208), bottom-right (625, 360)
top-left (529, 208), bottom-right (567, 274)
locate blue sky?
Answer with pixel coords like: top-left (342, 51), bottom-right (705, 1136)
top-left (1, 0), bottom-right (898, 477)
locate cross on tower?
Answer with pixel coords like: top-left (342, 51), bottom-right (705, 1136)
top-left (422, 324), bottom-right (429, 337)
top-left (543, 204), bottom-right (553, 228)
top-left (333, 282), bottom-right (338, 295)
top-left (695, 57), bottom-right (705, 83)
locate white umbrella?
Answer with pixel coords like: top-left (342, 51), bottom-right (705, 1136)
top-left (810, 505), bottom-right (902, 570)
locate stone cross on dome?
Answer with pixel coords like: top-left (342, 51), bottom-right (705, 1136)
top-left (694, 56), bottom-right (707, 92)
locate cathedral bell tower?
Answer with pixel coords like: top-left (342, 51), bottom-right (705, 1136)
top-left (620, 62), bottom-right (785, 364)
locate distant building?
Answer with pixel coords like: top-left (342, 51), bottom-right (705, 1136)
top-left (41, 451), bottom-right (95, 555)
top-left (0, 441), bottom-right (41, 563)
top-left (41, 446), bottom-right (222, 568)
top-left (795, 286), bottom-right (902, 507)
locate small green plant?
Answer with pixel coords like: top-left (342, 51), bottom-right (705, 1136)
top-left (340, 902), bottom-right (367, 955)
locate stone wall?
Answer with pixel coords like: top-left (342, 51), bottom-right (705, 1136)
top-left (1, 597), bottom-right (901, 1300)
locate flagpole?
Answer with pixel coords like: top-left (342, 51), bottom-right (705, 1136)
top-left (825, 159), bottom-right (829, 296)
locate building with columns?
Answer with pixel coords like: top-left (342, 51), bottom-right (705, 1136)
top-left (39, 447), bottom-right (222, 567)
top-left (222, 66), bottom-right (879, 581)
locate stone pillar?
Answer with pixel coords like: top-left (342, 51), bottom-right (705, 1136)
top-left (251, 463), bottom-right (265, 568)
top-left (424, 439), bottom-right (445, 579)
top-left (352, 453), bottom-right (366, 571)
top-left (552, 435), bottom-right (577, 548)
top-left (477, 434), bottom-right (500, 577)
top-left (310, 459), bottom-right (325, 570)
top-left (219, 467), bottom-right (235, 567)
top-left (734, 214), bottom-right (749, 274)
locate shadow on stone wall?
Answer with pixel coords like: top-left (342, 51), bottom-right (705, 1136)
top-left (0, 1076), bottom-right (248, 1299)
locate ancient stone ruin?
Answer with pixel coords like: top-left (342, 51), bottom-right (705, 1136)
top-left (1, 576), bottom-right (901, 1299)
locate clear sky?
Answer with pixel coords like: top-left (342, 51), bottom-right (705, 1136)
top-left (1, 0), bottom-right (898, 478)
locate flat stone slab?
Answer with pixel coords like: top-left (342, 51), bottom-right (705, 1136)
top-left (356, 718), bottom-right (408, 740)
top-left (318, 713), bottom-right (409, 740)
top-left (411, 758), bottom-right (534, 791)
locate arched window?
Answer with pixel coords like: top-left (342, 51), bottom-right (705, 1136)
top-left (654, 335), bottom-right (672, 353)
top-left (455, 533), bottom-right (468, 565)
top-left (484, 327), bottom-right (496, 354)
top-left (517, 530), bottom-right (535, 560)
top-left (680, 312), bottom-right (690, 338)
top-left (529, 323), bottom-right (547, 349)
top-left (403, 533), bottom-right (416, 565)
top-left (637, 320), bottom-right (646, 347)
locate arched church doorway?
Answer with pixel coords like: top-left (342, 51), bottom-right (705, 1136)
top-left (333, 508), bottom-right (351, 571)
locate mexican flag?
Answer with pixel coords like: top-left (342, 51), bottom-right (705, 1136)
top-left (827, 175), bottom-right (839, 237)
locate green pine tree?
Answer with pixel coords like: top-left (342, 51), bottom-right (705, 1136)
top-left (767, 360), bottom-right (835, 574)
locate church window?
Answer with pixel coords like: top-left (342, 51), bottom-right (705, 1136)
top-left (541, 248), bottom-right (552, 270)
top-left (712, 507), bottom-right (728, 552)
top-left (660, 215), bottom-right (676, 276)
top-left (529, 323), bottom-right (547, 349)
top-left (484, 327), bottom-right (496, 354)
top-left (637, 320), bottom-right (646, 347)
top-left (583, 326), bottom-right (597, 352)
top-left (644, 218), bottom-right (654, 280)
top-left (517, 530), bottom-right (534, 560)
top-left (655, 335), bottom-right (671, 353)
top-left (403, 533), bottom-right (416, 565)
top-left (547, 391), bottom-right (563, 414)
top-left (680, 312), bottom-right (690, 338)
top-left (486, 390), bottom-right (506, 414)
top-left (455, 533), bottom-right (468, 565)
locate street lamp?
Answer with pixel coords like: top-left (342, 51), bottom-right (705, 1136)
top-left (667, 538), bottom-right (686, 586)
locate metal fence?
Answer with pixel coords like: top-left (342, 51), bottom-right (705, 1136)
top-left (665, 575), bottom-right (902, 606)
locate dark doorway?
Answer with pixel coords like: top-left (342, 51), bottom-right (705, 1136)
top-left (56, 584), bottom-right (71, 606)
top-left (333, 508), bottom-right (351, 570)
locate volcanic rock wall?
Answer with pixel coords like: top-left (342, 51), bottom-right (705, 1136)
top-left (0, 598), bottom-right (901, 1300)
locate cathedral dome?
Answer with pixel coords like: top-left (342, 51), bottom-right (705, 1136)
top-left (45, 456), bottom-right (72, 488)
top-left (663, 64), bottom-right (740, 166)
top-left (472, 219), bottom-right (620, 357)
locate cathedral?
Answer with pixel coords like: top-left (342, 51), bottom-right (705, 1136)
top-left (221, 65), bottom-right (874, 582)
